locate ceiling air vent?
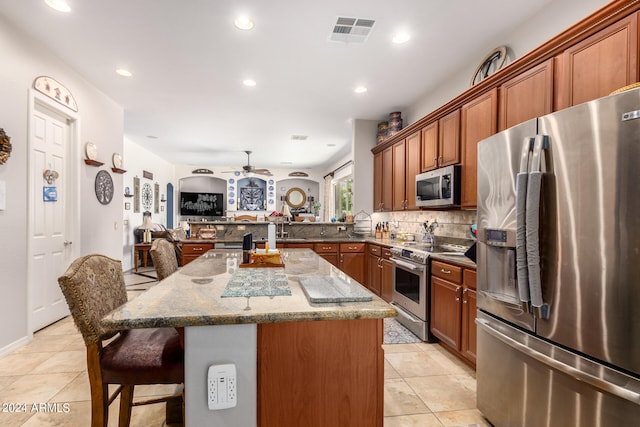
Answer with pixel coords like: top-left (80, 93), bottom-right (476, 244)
top-left (290, 135), bottom-right (308, 141)
top-left (330, 17), bottom-right (375, 43)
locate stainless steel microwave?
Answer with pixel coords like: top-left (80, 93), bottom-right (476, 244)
top-left (415, 165), bottom-right (461, 208)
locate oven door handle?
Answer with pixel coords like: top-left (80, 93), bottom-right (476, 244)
top-left (391, 257), bottom-right (424, 271)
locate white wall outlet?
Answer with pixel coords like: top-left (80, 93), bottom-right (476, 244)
top-left (337, 225), bottom-right (346, 231)
top-left (207, 363), bottom-right (237, 410)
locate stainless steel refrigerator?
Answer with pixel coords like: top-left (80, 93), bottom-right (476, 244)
top-left (476, 88), bottom-right (640, 426)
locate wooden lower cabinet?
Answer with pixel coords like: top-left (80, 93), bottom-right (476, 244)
top-left (430, 260), bottom-right (477, 366)
top-left (367, 244), bottom-right (394, 302)
top-left (257, 319), bottom-right (384, 426)
top-left (339, 243), bottom-right (365, 284)
top-left (314, 242), bottom-right (339, 268)
top-left (181, 241), bottom-right (215, 266)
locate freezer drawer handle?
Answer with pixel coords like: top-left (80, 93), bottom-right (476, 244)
top-left (476, 318), bottom-right (640, 405)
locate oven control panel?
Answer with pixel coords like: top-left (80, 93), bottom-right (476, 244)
top-left (389, 247), bottom-right (428, 264)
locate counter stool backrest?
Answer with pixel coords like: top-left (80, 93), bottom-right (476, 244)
top-left (150, 239), bottom-right (179, 281)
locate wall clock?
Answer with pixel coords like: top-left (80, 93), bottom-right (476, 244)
top-left (141, 183), bottom-right (153, 211)
top-left (94, 170), bottom-right (114, 205)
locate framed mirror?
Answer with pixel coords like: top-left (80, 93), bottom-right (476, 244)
top-left (286, 187), bottom-right (306, 208)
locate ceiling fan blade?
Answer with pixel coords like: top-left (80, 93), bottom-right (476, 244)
top-left (255, 169), bottom-right (272, 176)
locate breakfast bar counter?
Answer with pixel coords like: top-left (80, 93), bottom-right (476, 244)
top-left (103, 249), bottom-right (395, 426)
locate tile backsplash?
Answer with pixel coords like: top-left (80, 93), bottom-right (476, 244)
top-left (371, 210), bottom-right (477, 240)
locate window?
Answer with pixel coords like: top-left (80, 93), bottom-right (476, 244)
top-left (333, 175), bottom-right (352, 221)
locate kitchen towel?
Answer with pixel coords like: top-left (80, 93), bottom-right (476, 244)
top-left (222, 268), bottom-right (291, 298)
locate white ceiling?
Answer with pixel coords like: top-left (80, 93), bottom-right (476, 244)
top-left (0, 0), bottom-right (556, 171)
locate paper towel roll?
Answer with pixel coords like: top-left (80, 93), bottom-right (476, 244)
top-left (268, 222), bottom-right (276, 251)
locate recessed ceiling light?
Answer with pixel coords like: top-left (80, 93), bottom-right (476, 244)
top-left (354, 86), bottom-right (367, 94)
top-left (115, 69), bottom-right (132, 77)
top-left (45, 0), bottom-right (71, 12)
top-left (243, 79), bottom-right (257, 87)
top-left (234, 16), bottom-right (254, 30)
top-left (392, 32), bottom-right (411, 44)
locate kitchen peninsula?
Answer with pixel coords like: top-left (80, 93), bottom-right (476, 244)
top-left (102, 249), bottom-right (396, 426)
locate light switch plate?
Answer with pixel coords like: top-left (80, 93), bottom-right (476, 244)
top-left (207, 363), bottom-right (237, 410)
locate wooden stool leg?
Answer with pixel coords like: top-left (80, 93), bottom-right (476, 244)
top-left (118, 385), bottom-right (134, 427)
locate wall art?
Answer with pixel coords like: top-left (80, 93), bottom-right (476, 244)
top-left (94, 170), bottom-right (114, 205)
top-left (0, 128), bottom-right (12, 165)
top-left (133, 177), bottom-right (140, 213)
top-left (33, 76), bottom-right (78, 112)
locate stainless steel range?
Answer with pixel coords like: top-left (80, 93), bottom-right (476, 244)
top-left (390, 243), bottom-right (468, 342)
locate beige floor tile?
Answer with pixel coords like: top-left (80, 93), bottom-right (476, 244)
top-left (0, 409), bottom-right (34, 427)
top-left (384, 378), bottom-right (431, 416)
top-left (385, 350), bottom-right (467, 378)
top-left (12, 334), bottom-right (84, 354)
top-left (384, 413), bottom-right (444, 427)
top-left (49, 373), bottom-right (89, 403)
top-left (383, 343), bottom-right (425, 354)
top-left (0, 352), bottom-right (52, 376)
top-left (0, 375), bottom-right (19, 391)
top-left (34, 317), bottom-right (77, 337)
top-left (30, 351), bottom-right (85, 375)
top-left (384, 359), bottom-right (401, 379)
top-left (0, 373), bottom-right (78, 407)
top-left (435, 408), bottom-right (492, 426)
top-left (406, 375), bottom-right (477, 413)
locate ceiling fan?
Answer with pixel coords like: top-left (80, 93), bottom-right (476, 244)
top-left (224, 150), bottom-right (272, 177)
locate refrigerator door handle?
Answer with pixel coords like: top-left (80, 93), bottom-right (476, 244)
top-left (526, 135), bottom-right (549, 319)
top-left (476, 317), bottom-right (640, 405)
top-left (515, 137), bottom-right (534, 310)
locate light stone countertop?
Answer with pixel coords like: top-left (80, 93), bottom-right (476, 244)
top-left (102, 249), bottom-right (397, 331)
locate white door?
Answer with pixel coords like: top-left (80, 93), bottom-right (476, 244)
top-left (28, 99), bottom-right (75, 331)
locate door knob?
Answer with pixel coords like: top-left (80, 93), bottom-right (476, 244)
top-left (64, 240), bottom-right (73, 246)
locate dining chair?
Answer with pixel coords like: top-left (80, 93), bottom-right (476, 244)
top-left (150, 239), bottom-right (179, 281)
top-left (57, 254), bottom-right (184, 427)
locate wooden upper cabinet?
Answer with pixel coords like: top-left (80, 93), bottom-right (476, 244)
top-left (438, 109), bottom-right (461, 167)
top-left (421, 110), bottom-right (460, 172)
top-left (392, 140), bottom-right (406, 211)
top-left (373, 152), bottom-right (382, 212)
top-left (499, 58), bottom-right (554, 131)
top-left (404, 131), bottom-right (422, 210)
top-left (421, 121), bottom-right (438, 172)
top-left (382, 147), bottom-right (393, 211)
top-left (559, 12), bottom-right (638, 108)
top-left (461, 88), bottom-right (498, 209)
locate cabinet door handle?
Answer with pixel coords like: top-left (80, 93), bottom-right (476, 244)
top-left (440, 268), bottom-right (451, 274)
top-left (193, 247), bottom-right (203, 251)
top-left (455, 286), bottom-right (462, 302)
top-left (340, 254), bottom-right (344, 263)
top-left (439, 156), bottom-right (443, 166)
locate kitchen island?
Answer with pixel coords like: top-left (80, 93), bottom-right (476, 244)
top-left (102, 249), bottom-right (396, 426)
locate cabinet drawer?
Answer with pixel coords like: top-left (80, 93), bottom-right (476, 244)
top-left (340, 243), bottom-right (365, 253)
top-left (381, 246), bottom-right (392, 259)
top-left (463, 269), bottom-right (477, 290)
top-left (432, 260), bottom-right (463, 283)
top-left (314, 243), bottom-right (339, 253)
top-left (368, 244), bottom-right (381, 256)
top-left (182, 243), bottom-right (214, 255)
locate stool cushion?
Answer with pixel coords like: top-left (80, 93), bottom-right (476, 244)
top-left (101, 328), bottom-right (184, 385)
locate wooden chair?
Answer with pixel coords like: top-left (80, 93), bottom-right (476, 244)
top-left (150, 239), bottom-right (179, 281)
top-left (57, 254), bottom-right (183, 427)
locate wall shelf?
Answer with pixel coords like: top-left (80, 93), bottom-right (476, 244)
top-left (124, 194), bottom-right (134, 198)
top-left (84, 159), bottom-right (104, 167)
top-left (112, 167), bottom-right (127, 174)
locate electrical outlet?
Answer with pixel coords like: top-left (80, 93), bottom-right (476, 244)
top-left (207, 363), bottom-right (237, 410)
top-left (238, 225), bottom-right (246, 231)
top-left (337, 226), bottom-right (346, 231)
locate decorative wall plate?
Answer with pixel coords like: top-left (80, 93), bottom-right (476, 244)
top-left (471, 46), bottom-right (508, 86)
top-left (94, 170), bottom-right (114, 205)
top-left (112, 153), bottom-right (123, 168)
top-left (85, 142), bottom-right (98, 160)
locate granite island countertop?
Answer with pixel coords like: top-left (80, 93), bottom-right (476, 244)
top-left (103, 249), bottom-right (396, 331)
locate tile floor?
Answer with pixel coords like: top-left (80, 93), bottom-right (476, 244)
top-left (0, 268), bottom-right (491, 426)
